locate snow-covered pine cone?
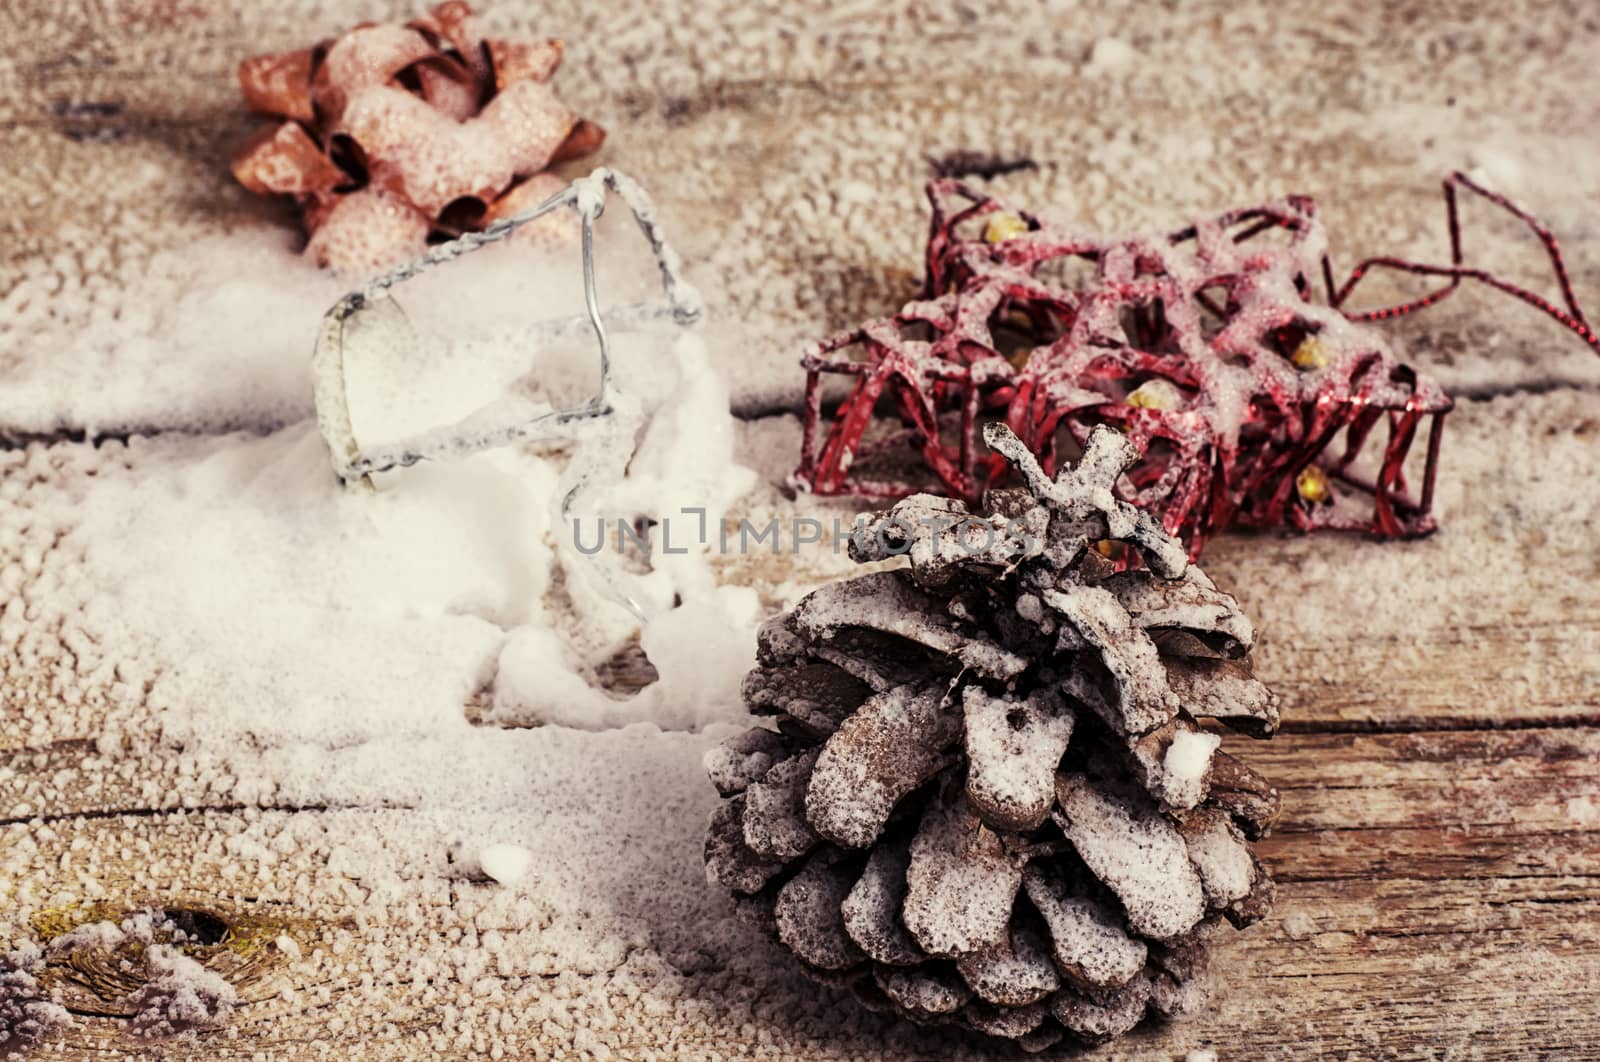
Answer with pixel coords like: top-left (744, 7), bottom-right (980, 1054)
top-left (704, 424), bottom-right (1282, 1051)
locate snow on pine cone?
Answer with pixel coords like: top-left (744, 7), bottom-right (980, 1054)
top-left (703, 423), bottom-right (1282, 1051)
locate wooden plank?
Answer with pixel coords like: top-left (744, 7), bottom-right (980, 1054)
top-left (4, 0), bottom-right (1599, 1058)
top-left (1242, 728), bottom-right (1600, 833)
top-left (0, 406), bottom-right (1596, 1059)
top-left (0, 391), bottom-right (1596, 1056)
top-left (4, 0), bottom-right (1599, 430)
top-left (3, 390), bottom-right (1596, 758)
top-left (3, 722), bottom-right (1596, 1058)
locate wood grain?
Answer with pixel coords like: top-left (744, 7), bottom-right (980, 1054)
top-left (3, 0), bottom-right (1599, 1058)
top-left (3, 725), bottom-right (1597, 1059)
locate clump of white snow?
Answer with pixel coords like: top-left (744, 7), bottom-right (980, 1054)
top-left (125, 946), bottom-right (237, 1040)
top-left (46, 919), bottom-right (134, 955)
top-left (0, 206), bottom-right (770, 851)
top-left (1163, 729), bottom-right (1222, 809)
top-left (64, 314), bottom-right (757, 759)
top-left (0, 944), bottom-right (71, 1049)
top-left (44, 910), bottom-right (208, 958)
top-left (1280, 911), bottom-right (1318, 941)
top-left (0, 230), bottom-right (345, 438)
top-left (1083, 37), bottom-right (1138, 75)
top-left (477, 843), bottom-right (535, 886)
top-left (1563, 795), bottom-right (1600, 829)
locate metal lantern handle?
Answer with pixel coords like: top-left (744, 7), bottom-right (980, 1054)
top-left (311, 168), bottom-right (704, 485)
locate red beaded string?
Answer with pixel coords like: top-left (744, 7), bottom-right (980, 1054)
top-left (1330, 171), bottom-right (1597, 353)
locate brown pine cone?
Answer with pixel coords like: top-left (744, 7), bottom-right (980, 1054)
top-left (704, 423), bottom-right (1281, 1050)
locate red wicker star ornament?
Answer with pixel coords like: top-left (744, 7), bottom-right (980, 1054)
top-left (232, 2), bottom-right (604, 273)
top-left (796, 173), bottom-right (1597, 557)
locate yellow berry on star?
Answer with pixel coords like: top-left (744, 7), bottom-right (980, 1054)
top-left (1291, 336), bottom-right (1330, 370)
top-left (1125, 379), bottom-right (1184, 411)
top-left (983, 212), bottom-right (1029, 244)
top-left (1296, 464), bottom-right (1331, 503)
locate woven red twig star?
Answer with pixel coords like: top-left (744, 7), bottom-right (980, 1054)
top-left (796, 173), bottom-right (1597, 557)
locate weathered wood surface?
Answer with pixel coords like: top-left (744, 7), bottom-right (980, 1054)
top-left (1, 401), bottom-right (1595, 1061)
top-left (3, 728), bottom-right (1597, 1059)
top-left (4, 0), bottom-right (1600, 1059)
top-left (4, 0), bottom-right (1599, 422)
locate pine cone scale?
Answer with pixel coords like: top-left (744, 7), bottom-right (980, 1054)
top-left (1052, 774), bottom-right (1206, 941)
top-left (961, 687), bottom-right (1074, 832)
top-left (954, 924), bottom-right (1059, 1006)
top-left (774, 855), bottom-right (866, 971)
top-left (705, 796), bottom-right (785, 895)
top-left (1039, 585), bottom-right (1177, 735)
top-left (901, 794), bottom-right (1025, 957)
top-left (742, 749), bottom-right (821, 860)
top-left (840, 840), bottom-right (926, 965)
top-left (804, 683), bottom-right (959, 849)
top-left (1021, 865), bottom-right (1147, 991)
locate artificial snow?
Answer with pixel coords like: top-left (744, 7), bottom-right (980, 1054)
top-left (39, 253), bottom-right (761, 797)
top-left (126, 945), bottom-right (238, 1039)
top-left (4, 0), bottom-right (1600, 1055)
top-left (0, 944), bottom-right (71, 1049)
top-left (46, 918), bottom-right (135, 954)
top-left (0, 230), bottom-right (345, 437)
top-left (478, 843), bottom-right (536, 886)
top-left (68, 408), bottom-right (750, 761)
top-left (1082, 37), bottom-right (1137, 75)
top-left (1280, 911), bottom-right (1318, 942)
top-left (1163, 729), bottom-right (1222, 809)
